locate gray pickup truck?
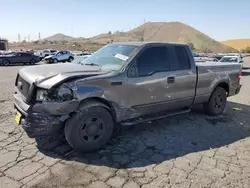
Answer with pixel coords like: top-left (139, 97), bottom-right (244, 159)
top-left (14, 42), bottom-right (242, 153)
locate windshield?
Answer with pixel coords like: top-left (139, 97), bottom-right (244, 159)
top-left (80, 44), bottom-right (139, 70)
top-left (72, 56), bottom-right (90, 64)
top-left (219, 57), bottom-right (238, 62)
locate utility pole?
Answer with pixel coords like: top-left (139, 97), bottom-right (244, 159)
top-left (38, 32), bottom-right (41, 41)
top-left (18, 33), bottom-right (21, 43)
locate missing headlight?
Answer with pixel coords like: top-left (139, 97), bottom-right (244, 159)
top-left (36, 89), bottom-right (49, 101)
top-left (57, 84), bottom-right (74, 101)
top-left (35, 84), bottom-right (74, 102)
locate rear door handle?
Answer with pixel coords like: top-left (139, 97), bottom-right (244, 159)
top-left (167, 77), bottom-right (175, 84)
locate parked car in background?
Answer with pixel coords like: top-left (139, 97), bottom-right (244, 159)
top-left (72, 51), bottom-right (92, 56)
top-left (0, 52), bottom-right (40, 66)
top-left (193, 53), bottom-right (218, 62)
top-left (219, 55), bottom-right (243, 64)
top-left (14, 42), bottom-right (242, 153)
top-left (214, 54), bottom-right (224, 61)
top-left (35, 49), bottom-right (58, 59)
top-left (44, 51), bottom-right (74, 64)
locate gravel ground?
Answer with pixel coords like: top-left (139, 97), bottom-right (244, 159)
top-left (1, 59), bottom-right (250, 188)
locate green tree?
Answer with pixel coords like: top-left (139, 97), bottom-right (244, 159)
top-left (245, 46), bottom-right (250, 53)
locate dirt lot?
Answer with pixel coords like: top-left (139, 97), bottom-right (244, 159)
top-left (1, 59), bottom-right (250, 188)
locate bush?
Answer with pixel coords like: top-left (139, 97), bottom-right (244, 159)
top-left (241, 47), bottom-right (250, 53)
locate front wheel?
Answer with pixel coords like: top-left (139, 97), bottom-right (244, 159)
top-left (65, 104), bottom-right (114, 153)
top-left (53, 59), bottom-right (58, 63)
top-left (203, 87), bottom-right (227, 116)
top-left (29, 59), bottom-right (36, 65)
top-left (68, 57), bottom-right (74, 62)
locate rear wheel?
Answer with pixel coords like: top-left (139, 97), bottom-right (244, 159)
top-left (3, 60), bottom-right (10, 66)
top-left (65, 103), bottom-right (114, 153)
top-left (203, 87), bottom-right (227, 116)
top-left (29, 59), bottom-right (36, 65)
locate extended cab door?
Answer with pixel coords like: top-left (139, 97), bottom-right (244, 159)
top-left (169, 45), bottom-right (197, 108)
top-left (125, 45), bottom-right (177, 116)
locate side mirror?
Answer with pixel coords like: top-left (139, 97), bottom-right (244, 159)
top-left (127, 62), bottom-right (138, 78)
top-left (239, 60), bottom-right (243, 63)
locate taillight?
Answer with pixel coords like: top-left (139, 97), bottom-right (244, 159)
top-left (238, 71), bottom-right (242, 81)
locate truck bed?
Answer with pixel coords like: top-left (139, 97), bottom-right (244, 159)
top-left (194, 61), bottom-right (242, 103)
top-left (196, 61), bottom-right (242, 69)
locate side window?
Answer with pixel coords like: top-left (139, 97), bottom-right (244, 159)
top-left (136, 47), bottom-right (170, 76)
top-left (174, 46), bottom-right (191, 70)
top-left (22, 53), bottom-right (30, 57)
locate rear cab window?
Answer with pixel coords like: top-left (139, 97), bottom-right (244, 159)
top-left (172, 46), bottom-right (191, 70)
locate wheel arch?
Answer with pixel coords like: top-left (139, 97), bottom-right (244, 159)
top-left (77, 97), bottom-right (117, 123)
top-left (213, 82), bottom-right (229, 96)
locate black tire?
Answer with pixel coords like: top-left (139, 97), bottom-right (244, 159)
top-left (3, 60), bottom-right (10, 66)
top-left (53, 59), bottom-right (58, 63)
top-left (29, 59), bottom-right (36, 65)
top-left (203, 87), bottom-right (227, 116)
top-left (68, 56), bottom-right (74, 62)
top-left (65, 102), bottom-right (114, 153)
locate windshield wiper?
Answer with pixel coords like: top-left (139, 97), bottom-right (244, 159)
top-left (81, 63), bottom-right (101, 67)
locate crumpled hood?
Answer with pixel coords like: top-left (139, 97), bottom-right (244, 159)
top-left (18, 63), bottom-right (110, 89)
top-left (44, 55), bottom-right (54, 59)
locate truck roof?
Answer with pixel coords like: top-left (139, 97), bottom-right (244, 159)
top-left (111, 42), bottom-right (189, 47)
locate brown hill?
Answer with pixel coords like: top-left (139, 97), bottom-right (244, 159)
top-left (11, 22), bottom-right (237, 53)
top-left (89, 22), bottom-right (236, 53)
top-left (221, 39), bottom-right (250, 51)
top-left (44, 33), bottom-right (75, 41)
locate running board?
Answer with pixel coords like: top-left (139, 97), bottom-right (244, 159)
top-left (119, 108), bottom-right (190, 126)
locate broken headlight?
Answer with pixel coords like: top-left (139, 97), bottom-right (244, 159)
top-left (36, 84), bottom-right (74, 102)
top-left (36, 89), bottom-right (49, 101)
top-left (57, 84), bottom-right (74, 101)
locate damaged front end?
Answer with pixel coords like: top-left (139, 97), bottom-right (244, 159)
top-left (14, 82), bottom-right (79, 138)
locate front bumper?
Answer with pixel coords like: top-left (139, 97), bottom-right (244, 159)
top-left (45, 58), bottom-right (54, 63)
top-left (14, 93), bottom-right (79, 138)
top-left (20, 113), bottom-right (64, 138)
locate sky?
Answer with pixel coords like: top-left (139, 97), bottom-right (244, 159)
top-left (0, 0), bottom-right (250, 42)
